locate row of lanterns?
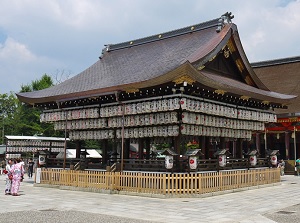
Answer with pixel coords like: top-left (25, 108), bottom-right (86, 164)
top-left (180, 124), bottom-right (252, 139)
top-left (53, 111), bottom-right (264, 132)
top-left (41, 96), bottom-right (276, 124)
top-left (182, 112), bottom-right (264, 131)
top-left (126, 138), bottom-right (173, 145)
top-left (115, 125), bottom-right (180, 139)
top-left (7, 140), bottom-right (51, 147)
top-left (40, 107), bottom-right (99, 122)
top-left (6, 147), bottom-right (64, 153)
top-left (180, 98), bottom-right (276, 122)
top-left (54, 118), bottom-right (107, 131)
top-left (68, 125), bottom-right (180, 140)
top-left (69, 130), bottom-right (115, 140)
top-left (7, 140), bottom-right (65, 147)
top-left (54, 112), bottom-right (178, 131)
top-left (67, 124), bottom-right (251, 141)
top-left (100, 98), bottom-right (181, 117)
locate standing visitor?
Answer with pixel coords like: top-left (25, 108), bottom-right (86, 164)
top-left (4, 159), bottom-right (13, 195)
top-left (0, 159), bottom-right (5, 174)
top-left (9, 158), bottom-right (24, 196)
top-left (27, 159), bottom-right (35, 178)
top-left (278, 159), bottom-right (285, 176)
top-left (295, 157), bottom-right (300, 176)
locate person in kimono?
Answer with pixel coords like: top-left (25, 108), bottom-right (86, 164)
top-left (4, 159), bottom-right (13, 195)
top-left (9, 158), bottom-right (24, 196)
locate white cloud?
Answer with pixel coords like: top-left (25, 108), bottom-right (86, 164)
top-left (0, 37), bottom-right (65, 94)
top-left (0, 37), bottom-right (36, 62)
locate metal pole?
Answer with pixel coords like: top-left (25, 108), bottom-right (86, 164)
top-left (264, 128), bottom-right (267, 151)
top-left (294, 127), bottom-right (297, 162)
top-left (2, 117), bottom-right (4, 145)
top-left (121, 103), bottom-right (124, 172)
top-left (63, 110), bottom-right (68, 169)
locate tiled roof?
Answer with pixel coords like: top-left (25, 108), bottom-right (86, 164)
top-left (253, 57), bottom-right (300, 114)
top-left (199, 70), bottom-right (295, 104)
top-left (16, 15), bottom-right (296, 106)
top-left (17, 17), bottom-right (234, 104)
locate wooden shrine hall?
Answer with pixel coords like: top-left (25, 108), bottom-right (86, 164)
top-left (17, 12), bottom-right (297, 173)
top-left (252, 56), bottom-right (300, 161)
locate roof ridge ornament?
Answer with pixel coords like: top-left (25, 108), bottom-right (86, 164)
top-left (99, 44), bottom-right (111, 59)
top-left (216, 12), bottom-right (234, 33)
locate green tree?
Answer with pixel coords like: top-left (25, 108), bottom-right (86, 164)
top-left (21, 73), bottom-right (54, 92)
top-left (0, 92), bottom-right (19, 144)
top-left (0, 74), bottom-right (62, 141)
top-left (18, 74), bottom-right (60, 137)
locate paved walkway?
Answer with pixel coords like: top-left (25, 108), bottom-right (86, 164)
top-left (1, 174), bottom-right (300, 223)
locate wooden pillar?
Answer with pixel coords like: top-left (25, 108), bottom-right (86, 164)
top-left (145, 138), bottom-right (151, 159)
top-left (205, 137), bottom-right (210, 159)
top-left (174, 135), bottom-right (181, 155)
top-left (138, 138), bottom-right (144, 159)
top-left (220, 137), bottom-right (225, 150)
top-left (124, 139), bottom-right (130, 159)
top-left (285, 132), bottom-right (290, 160)
top-left (174, 135), bottom-right (181, 172)
top-left (75, 141), bottom-right (81, 159)
top-left (255, 133), bottom-right (260, 155)
top-left (199, 136), bottom-right (206, 158)
top-left (296, 131), bottom-right (299, 160)
top-left (236, 139), bottom-right (243, 158)
top-left (232, 140), bottom-right (236, 158)
top-left (101, 139), bottom-right (108, 165)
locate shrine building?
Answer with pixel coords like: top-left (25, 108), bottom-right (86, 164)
top-left (16, 12), bottom-right (297, 172)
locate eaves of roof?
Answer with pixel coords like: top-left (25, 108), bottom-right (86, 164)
top-left (251, 56), bottom-right (300, 68)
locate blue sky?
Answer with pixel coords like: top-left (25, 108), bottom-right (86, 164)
top-left (0, 0), bottom-right (299, 94)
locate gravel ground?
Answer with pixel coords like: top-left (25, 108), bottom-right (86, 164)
top-left (0, 210), bottom-right (158, 223)
top-left (264, 204), bottom-right (300, 223)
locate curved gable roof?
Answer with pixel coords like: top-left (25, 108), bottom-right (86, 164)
top-left (252, 56), bottom-right (300, 114)
top-left (17, 15), bottom-right (295, 105)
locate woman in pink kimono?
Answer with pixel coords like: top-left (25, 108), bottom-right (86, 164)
top-left (9, 158), bottom-right (24, 196)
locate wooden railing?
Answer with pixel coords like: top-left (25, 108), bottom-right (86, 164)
top-left (38, 168), bottom-right (280, 196)
top-left (45, 157), bottom-right (270, 173)
top-left (118, 157), bottom-right (270, 172)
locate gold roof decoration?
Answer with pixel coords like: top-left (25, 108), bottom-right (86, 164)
top-left (125, 88), bottom-right (139, 93)
top-left (223, 48), bottom-right (230, 58)
top-left (226, 39), bottom-right (236, 53)
top-left (240, 95), bottom-right (250, 100)
top-left (197, 65), bottom-right (205, 70)
top-left (235, 58), bottom-right (244, 73)
top-left (262, 100), bottom-right (270, 105)
top-left (244, 75), bottom-right (255, 86)
top-left (209, 55), bottom-right (216, 62)
top-left (214, 89), bottom-right (226, 95)
top-left (172, 75), bottom-right (195, 85)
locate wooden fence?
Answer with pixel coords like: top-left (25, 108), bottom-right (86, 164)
top-left (38, 168), bottom-right (280, 197)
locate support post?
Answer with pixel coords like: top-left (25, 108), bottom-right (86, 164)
top-left (63, 110), bottom-right (68, 170)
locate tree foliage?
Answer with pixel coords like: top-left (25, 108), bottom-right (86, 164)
top-left (21, 74), bottom-right (54, 92)
top-left (0, 74), bottom-right (62, 144)
top-left (1, 73), bottom-right (99, 150)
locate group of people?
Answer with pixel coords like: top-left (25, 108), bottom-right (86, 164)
top-left (3, 158), bottom-right (35, 196)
